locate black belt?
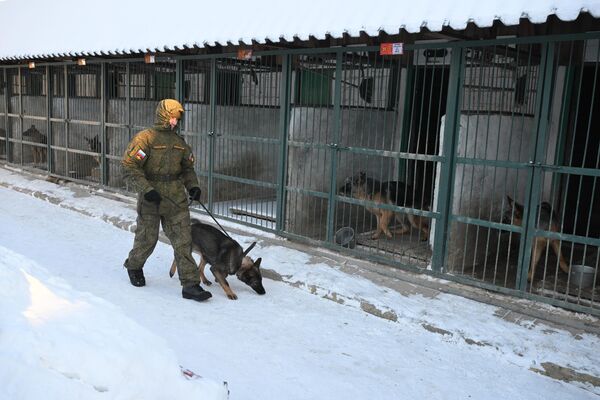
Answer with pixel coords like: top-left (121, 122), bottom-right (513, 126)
top-left (146, 174), bottom-right (181, 182)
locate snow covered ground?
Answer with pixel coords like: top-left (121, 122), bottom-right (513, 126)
top-left (1, 165), bottom-right (600, 400)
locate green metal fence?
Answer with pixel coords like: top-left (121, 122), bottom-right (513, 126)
top-left (1, 33), bottom-right (599, 315)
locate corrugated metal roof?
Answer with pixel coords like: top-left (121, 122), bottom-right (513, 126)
top-left (0, 0), bottom-right (599, 61)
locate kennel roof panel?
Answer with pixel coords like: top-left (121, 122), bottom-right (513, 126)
top-left (0, 0), bottom-right (599, 60)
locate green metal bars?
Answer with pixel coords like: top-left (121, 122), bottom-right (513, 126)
top-left (1, 32), bottom-right (600, 315)
top-left (444, 36), bottom-right (600, 314)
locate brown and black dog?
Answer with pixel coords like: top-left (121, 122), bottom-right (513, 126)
top-left (339, 171), bottom-right (430, 241)
top-left (23, 124), bottom-right (47, 165)
top-left (169, 219), bottom-right (265, 300)
top-left (504, 196), bottom-right (570, 281)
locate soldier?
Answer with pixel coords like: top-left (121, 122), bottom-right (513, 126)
top-left (122, 99), bottom-right (211, 302)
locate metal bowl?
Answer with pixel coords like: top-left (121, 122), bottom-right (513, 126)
top-left (569, 265), bottom-right (596, 289)
top-left (335, 227), bottom-right (356, 249)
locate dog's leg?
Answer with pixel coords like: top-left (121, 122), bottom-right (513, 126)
top-left (528, 238), bottom-right (546, 282)
top-left (380, 210), bottom-right (394, 238)
top-left (169, 259), bottom-right (177, 278)
top-left (198, 257), bottom-right (212, 286)
top-left (550, 239), bottom-right (570, 274)
top-left (407, 214), bottom-right (429, 241)
top-left (371, 211), bottom-right (382, 240)
top-left (210, 266), bottom-right (237, 300)
top-left (407, 214), bottom-right (418, 236)
top-left (419, 218), bottom-right (430, 242)
top-left (391, 213), bottom-right (411, 235)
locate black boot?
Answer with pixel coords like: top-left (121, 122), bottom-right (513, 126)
top-left (182, 284), bottom-right (212, 302)
top-left (127, 269), bottom-right (146, 287)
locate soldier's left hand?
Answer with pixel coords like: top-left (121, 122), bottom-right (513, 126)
top-left (188, 187), bottom-right (202, 201)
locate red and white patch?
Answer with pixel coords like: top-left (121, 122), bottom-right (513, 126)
top-left (134, 149), bottom-right (147, 160)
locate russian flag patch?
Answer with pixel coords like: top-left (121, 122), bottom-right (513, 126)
top-left (134, 149), bottom-right (147, 160)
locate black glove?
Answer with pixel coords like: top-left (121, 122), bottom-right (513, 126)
top-left (144, 189), bottom-right (162, 204)
top-left (188, 187), bottom-right (202, 202)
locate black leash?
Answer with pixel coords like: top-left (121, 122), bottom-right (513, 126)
top-left (188, 198), bottom-right (233, 239)
top-left (155, 194), bottom-right (233, 240)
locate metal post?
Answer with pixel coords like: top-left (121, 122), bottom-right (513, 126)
top-left (276, 54), bottom-right (292, 232)
top-left (398, 56), bottom-right (414, 180)
top-left (326, 50), bottom-right (343, 243)
top-left (431, 47), bottom-right (464, 272)
top-left (3, 68), bottom-right (9, 163)
top-left (45, 65), bottom-right (52, 173)
top-left (175, 59), bottom-right (184, 104)
top-left (100, 62), bottom-right (107, 185)
top-left (517, 43), bottom-right (556, 290)
top-left (208, 57), bottom-right (217, 211)
top-left (64, 65), bottom-right (69, 175)
top-left (18, 67), bottom-right (23, 166)
top-left (551, 63), bottom-right (575, 199)
top-left (126, 62), bottom-right (132, 140)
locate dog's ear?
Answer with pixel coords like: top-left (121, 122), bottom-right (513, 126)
top-left (357, 171), bottom-right (366, 184)
top-left (506, 195), bottom-right (514, 207)
top-left (254, 258), bottom-right (262, 268)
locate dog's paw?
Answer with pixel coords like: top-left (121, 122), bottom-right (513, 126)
top-left (227, 293), bottom-right (238, 300)
top-left (202, 279), bottom-right (213, 286)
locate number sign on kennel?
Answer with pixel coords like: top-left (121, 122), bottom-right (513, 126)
top-left (380, 42), bottom-right (403, 55)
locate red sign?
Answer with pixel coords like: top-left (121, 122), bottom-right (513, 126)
top-left (380, 43), bottom-right (404, 56)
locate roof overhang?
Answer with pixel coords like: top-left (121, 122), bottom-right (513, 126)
top-left (1, 0), bottom-right (599, 61)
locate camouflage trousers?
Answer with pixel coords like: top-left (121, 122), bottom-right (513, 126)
top-left (124, 195), bottom-right (199, 287)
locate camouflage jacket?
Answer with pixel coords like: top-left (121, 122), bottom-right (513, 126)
top-left (122, 101), bottom-right (198, 197)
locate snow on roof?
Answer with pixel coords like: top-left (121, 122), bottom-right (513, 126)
top-left (0, 0), bottom-right (599, 61)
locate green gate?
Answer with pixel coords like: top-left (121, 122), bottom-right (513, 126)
top-left (443, 35), bottom-right (600, 314)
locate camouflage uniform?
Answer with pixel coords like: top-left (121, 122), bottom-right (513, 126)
top-left (122, 99), bottom-right (199, 287)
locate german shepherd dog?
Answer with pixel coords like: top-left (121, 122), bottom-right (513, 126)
top-left (85, 134), bottom-right (108, 166)
top-left (339, 171), bottom-right (430, 241)
top-left (503, 196), bottom-right (570, 281)
top-left (169, 219), bottom-right (265, 300)
top-left (23, 124), bottom-right (47, 165)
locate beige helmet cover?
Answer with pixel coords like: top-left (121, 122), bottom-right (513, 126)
top-left (154, 99), bottom-right (184, 128)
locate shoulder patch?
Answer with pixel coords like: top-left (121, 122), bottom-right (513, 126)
top-left (134, 148), bottom-right (147, 160)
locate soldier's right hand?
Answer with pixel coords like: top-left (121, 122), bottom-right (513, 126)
top-left (144, 189), bottom-right (162, 205)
